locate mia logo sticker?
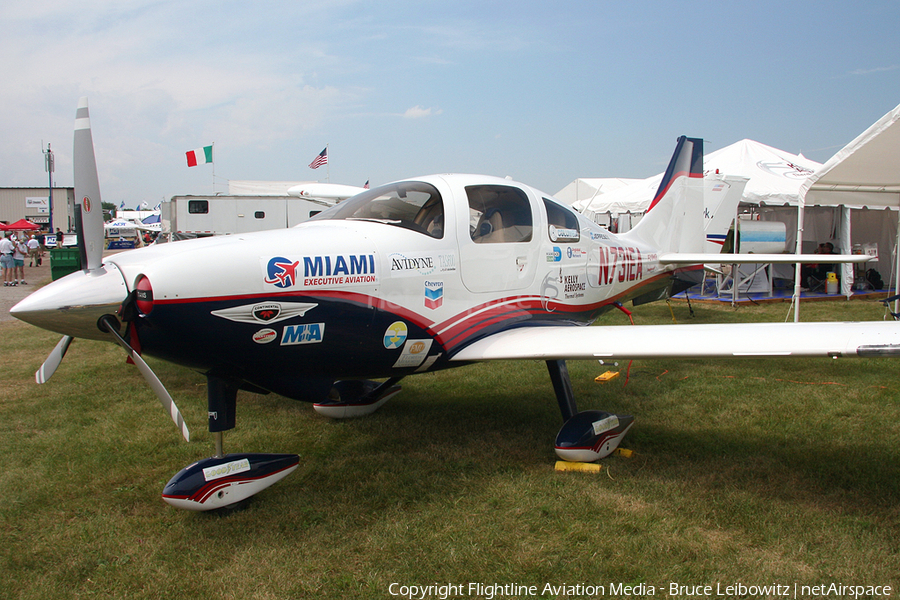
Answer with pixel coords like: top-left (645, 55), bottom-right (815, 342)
top-left (383, 321), bottom-right (408, 349)
top-left (280, 323), bottom-right (325, 346)
top-left (264, 257), bottom-right (301, 288)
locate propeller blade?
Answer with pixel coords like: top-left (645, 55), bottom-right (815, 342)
top-left (35, 335), bottom-right (74, 384)
top-left (100, 316), bottom-right (190, 442)
top-left (73, 97), bottom-right (106, 271)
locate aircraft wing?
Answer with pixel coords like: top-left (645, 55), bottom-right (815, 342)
top-left (658, 253), bottom-right (874, 265)
top-left (450, 321), bottom-right (900, 362)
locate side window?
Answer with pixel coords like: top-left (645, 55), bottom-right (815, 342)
top-left (543, 197), bottom-right (580, 243)
top-left (467, 185), bottom-right (533, 244)
top-left (188, 200), bottom-right (209, 214)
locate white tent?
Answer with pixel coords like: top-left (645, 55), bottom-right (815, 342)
top-left (572, 139), bottom-right (822, 216)
top-left (555, 178), bottom-right (640, 205)
top-left (570, 175), bottom-right (661, 227)
top-left (566, 137), bottom-right (898, 293)
top-left (104, 218), bottom-right (137, 238)
top-left (570, 140), bottom-right (828, 259)
top-left (793, 102), bottom-right (900, 317)
top-left (803, 103), bottom-right (900, 209)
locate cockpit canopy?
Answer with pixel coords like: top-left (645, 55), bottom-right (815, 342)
top-left (310, 181), bottom-right (445, 239)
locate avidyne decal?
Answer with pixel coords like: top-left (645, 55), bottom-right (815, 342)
top-left (391, 254), bottom-right (436, 275)
top-left (388, 252), bottom-right (458, 277)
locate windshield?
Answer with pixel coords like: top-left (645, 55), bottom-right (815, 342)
top-left (310, 181), bottom-right (445, 238)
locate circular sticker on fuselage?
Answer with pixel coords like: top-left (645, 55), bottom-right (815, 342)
top-left (253, 328), bottom-right (278, 344)
top-left (383, 321), bottom-right (408, 349)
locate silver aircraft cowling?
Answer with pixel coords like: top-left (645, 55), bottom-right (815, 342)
top-left (10, 263), bottom-right (129, 341)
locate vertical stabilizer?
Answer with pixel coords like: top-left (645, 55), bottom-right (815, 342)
top-left (623, 136), bottom-right (706, 254)
top-left (73, 98), bottom-right (106, 271)
top-left (648, 136), bottom-right (703, 212)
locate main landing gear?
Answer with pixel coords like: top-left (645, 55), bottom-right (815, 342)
top-left (546, 360), bottom-right (634, 462)
top-left (159, 362), bottom-right (626, 510)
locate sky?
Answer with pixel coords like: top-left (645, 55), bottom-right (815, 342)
top-left (2, 0), bottom-right (899, 208)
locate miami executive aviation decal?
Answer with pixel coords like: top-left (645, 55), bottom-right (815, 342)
top-left (263, 255), bottom-right (378, 289)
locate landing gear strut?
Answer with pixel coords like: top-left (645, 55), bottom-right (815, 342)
top-left (546, 360), bottom-right (634, 462)
top-left (161, 373), bottom-right (299, 511)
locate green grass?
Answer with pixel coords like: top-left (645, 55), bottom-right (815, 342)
top-left (2, 298), bottom-right (899, 598)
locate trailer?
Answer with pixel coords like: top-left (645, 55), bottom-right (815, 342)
top-left (161, 194), bottom-right (337, 237)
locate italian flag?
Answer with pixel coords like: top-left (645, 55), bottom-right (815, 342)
top-left (186, 145), bottom-right (213, 167)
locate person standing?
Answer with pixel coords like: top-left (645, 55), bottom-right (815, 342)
top-left (13, 234), bottom-right (28, 285)
top-left (0, 233), bottom-right (15, 286)
top-left (27, 235), bottom-right (41, 267)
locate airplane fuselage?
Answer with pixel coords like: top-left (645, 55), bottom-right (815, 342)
top-left (16, 174), bottom-right (682, 401)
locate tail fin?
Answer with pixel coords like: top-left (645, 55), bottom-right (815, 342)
top-left (647, 136), bottom-right (703, 212)
top-left (623, 136), bottom-right (706, 254)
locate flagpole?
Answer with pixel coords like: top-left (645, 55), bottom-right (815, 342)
top-left (212, 142), bottom-right (216, 194)
top-left (326, 143), bottom-right (330, 183)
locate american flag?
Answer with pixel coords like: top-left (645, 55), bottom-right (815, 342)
top-left (308, 147), bottom-right (327, 169)
top-left (363, 180), bottom-right (369, 189)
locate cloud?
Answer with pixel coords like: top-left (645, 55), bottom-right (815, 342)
top-left (402, 106), bottom-right (442, 119)
top-left (849, 65), bottom-right (900, 76)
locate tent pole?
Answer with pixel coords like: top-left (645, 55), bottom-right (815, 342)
top-left (841, 206), bottom-right (852, 298)
top-left (792, 200), bottom-right (806, 322)
top-left (895, 204), bottom-right (900, 316)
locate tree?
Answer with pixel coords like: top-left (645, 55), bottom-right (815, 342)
top-left (101, 202), bottom-right (116, 222)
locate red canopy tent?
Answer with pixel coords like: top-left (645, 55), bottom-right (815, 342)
top-left (3, 219), bottom-right (41, 231)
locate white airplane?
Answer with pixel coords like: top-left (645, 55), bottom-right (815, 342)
top-left (11, 99), bottom-right (899, 511)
